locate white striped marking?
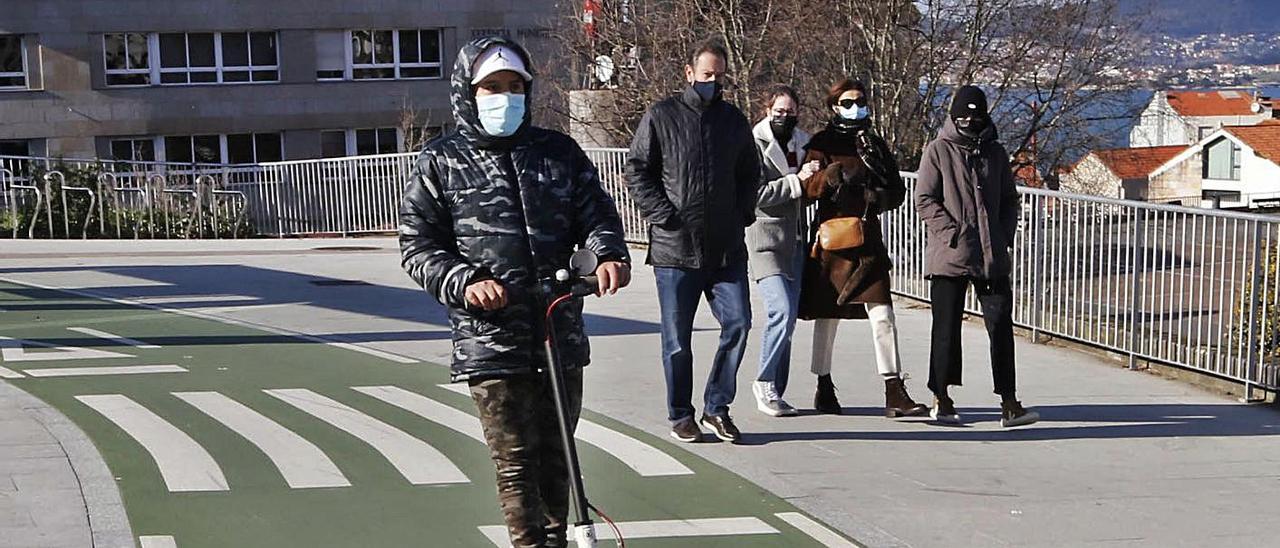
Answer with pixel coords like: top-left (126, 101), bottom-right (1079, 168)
top-left (264, 389), bottom-right (467, 485)
top-left (138, 535), bottom-right (177, 548)
top-left (130, 294), bottom-right (258, 305)
top-left (327, 342), bottom-right (418, 364)
top-left (0, 335), bottom-right (133, 362)
top-left (174, 391), bottom-right (350, 489)
top-left (68, 327), bottom-right (162, 349)
top-left (435, 383), bottom-right (693, 477)
top-left (76, 395), bottom-right (228, 492)
top-left (352, 386), bottom-right (486, 443)
top-left (478, 517), bottom-right (778, 546)
top-left (775, 512), bottom-right (860, 547)
top-left (23, 365), bottom-right (187, 378)
top-left (0, 366), bottom-right (23, 378)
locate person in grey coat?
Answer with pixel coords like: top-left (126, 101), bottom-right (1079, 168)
top-left (913, 85), bottom-right (1039, 428)
top-left (745, 84), bottom-right (819, 416)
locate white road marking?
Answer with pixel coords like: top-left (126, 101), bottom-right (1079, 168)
top-left (0, 366), bottom-right (23, 378)
top-left (130, 294), bottom-right (258, 305)
top-left (478, 517), bottom-right (779, 546)
top-left (775, 512), bottom-right (860, 547)
top-left (0, 335), bottom-right (134, 362)
top-left (76, 395), bottom-right (228, 492)
top-left (138, 535), bottom-right (177, 548)
top-left (174, 391), bottom-right (351, 489)
top-left (327, 342), bottom-right (419, 364)
top-left (435, 383), bottom-right (693, 477)
top-left (352, 386), bottom-right (486, 443)
top-left (67, 326), bottom-right (162, 349)
top-left (23, 365), bottom-right (187, 377)
top-left (264, 389), bottom-right (467, 485)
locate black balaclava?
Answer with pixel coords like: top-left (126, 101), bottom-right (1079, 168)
top-left (950, 85), bottom-right (990, 139)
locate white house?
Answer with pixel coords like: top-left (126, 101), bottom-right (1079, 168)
top-left (1129, 90), bottom-right (1274, 147)
top-left (1148, 120), bottom-right (1280, 209)
top-left (1061, 146), bottom-right (1188, 200)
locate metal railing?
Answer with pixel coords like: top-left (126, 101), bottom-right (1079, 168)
top-left (881, 175), bottom-right (1279, 394)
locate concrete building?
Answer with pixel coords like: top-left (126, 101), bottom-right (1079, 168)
top-left (1129, 89), bottom-right (1274, 147)
top-left (0, 0), bottom-right (557, 162)
top-left (1061, 145), bottom-right (1188, 200)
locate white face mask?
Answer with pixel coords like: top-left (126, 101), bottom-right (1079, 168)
top-left (837, 104), bottom-right (870, 121)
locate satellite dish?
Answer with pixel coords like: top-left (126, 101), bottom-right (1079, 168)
top-left (593, 55), bottom-right (615, 84)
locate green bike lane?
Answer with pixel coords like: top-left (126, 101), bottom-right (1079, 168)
top-left (0, 281), bottom-right (857, 547)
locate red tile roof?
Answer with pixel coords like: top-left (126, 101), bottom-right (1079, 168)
top-left (1166, 90), bottom-right (1262, 117)
top-left (1223, 122), bottom-right (1280, 166)
top-left (1088, 146), bottom-right (1189, 180)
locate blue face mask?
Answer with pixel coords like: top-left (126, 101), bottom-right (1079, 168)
top-left (692, 81), bottom-right (720, 104)
top-left (476, 93), bottom-right (526, 137)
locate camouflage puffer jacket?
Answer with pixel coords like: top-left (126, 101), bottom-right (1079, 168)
top-left (398, 36), bottom-right (629, 382)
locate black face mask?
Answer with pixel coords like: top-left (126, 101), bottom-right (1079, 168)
top-left (692, 81), bottom-right (721, 105)
top-left (769, 115), bottom-right (798, 142)
top-left (954, 115), bottom-right (989, 137)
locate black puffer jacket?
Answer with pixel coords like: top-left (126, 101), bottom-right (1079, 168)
top-left (625, 87), bottom-right (761, 269)
top-left (398, 36), bottom-right (629, 382)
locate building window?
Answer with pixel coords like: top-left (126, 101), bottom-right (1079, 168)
top-left (321, 128), bottom-right (402, 157)
top-left (0, 34), bottom-right (27, 90)
top-left (317, 29), bottom-right (442, 81)
top-left (110, 138), bottom-right (157, 162)
top-left (104, 33), bottom-right (151, 86)
top-left (0, 139), bottom-right (31, 157)
top-left (111, 133), bottom-right (281, 164)
top-left (107, 32), bottom-right (279, 87)
top-left (1203, 137), bottom-right (1242, 181)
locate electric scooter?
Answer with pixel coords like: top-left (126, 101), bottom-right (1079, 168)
top-left (539, 249), bottom-right (620, 548)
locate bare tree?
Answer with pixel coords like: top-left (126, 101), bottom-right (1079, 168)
top-left (398, 96), bottom-right (443, 153)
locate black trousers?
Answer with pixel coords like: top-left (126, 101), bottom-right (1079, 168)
top-left (927, 275), bottom-right (1016, 397)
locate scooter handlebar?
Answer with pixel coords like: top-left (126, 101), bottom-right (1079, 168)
top-left (570, 275), bottom-right (599, 298)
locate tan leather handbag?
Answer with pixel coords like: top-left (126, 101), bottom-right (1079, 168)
top-left (811, 216), bottom-right (865, 257)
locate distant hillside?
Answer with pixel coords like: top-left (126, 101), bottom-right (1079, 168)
top-left (1122, 0), bottom-right (1280, 36)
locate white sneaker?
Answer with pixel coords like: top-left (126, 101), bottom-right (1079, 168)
top-left (752, 381), bottom-right (796, 417)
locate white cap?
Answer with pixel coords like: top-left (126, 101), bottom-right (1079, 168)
top-left (470, 45), bottom-right (532, 84)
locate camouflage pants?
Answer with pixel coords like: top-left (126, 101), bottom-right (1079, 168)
top-left (469, 368), bottom-right (583, 548)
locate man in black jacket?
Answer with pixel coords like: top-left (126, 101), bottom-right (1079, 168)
top-left (625, 42), bottom-right (761, 444)
top-left (399, 37), bottom-right (630, 547)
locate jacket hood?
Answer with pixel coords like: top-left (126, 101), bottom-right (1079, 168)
top-left (940, 117), bottom-right (999, 151)
top-left (451, 36), bottom-right (535, 149)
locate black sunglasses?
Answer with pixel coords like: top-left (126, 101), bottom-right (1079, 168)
top-left (838, 98), bottom-right (867, 108)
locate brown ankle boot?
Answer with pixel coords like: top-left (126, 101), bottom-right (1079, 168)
top-left (884, 377), bottom-right (929, 418)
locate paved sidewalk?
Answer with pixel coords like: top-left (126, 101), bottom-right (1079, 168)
top-left (2, 238), bottom-right (1278, 547)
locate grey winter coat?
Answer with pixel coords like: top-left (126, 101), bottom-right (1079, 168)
top-left (746, 118), bottom-right (811, 281)
top-left (914, 119), bottom-right (1019, 280)
top-left (398, 36), bottom-right (629, 382)
top-left (625, 87), bottom-right (762, 270)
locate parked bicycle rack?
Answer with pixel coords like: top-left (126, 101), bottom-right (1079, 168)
top-left (197, 174), bottom-right (248, 239)
top-left (47, 170), bottom-right (97, 239)
top-left (101, 172), bottom-right (153, 239)
top-left (4, 167), bottom-right (42, 239)
top-left (157, 173), bottom-right (201, 238)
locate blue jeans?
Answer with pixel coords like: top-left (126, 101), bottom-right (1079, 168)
top-left (654, 259), bottom-right (752, 423)
top-left (755, 251), bottom-right (804, 397)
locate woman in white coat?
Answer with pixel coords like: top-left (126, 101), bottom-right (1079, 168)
top-left (745, 84), bottom-right (820, 416)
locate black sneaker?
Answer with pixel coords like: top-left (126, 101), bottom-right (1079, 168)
top-left (1001, 400), bottom-right (1040, 428)
top-left (670, 418), bottom-right (702, 443)
top-left (930, 395), bottom-right (961, 424)
top-left (699, 414), bottom-right (742, 443)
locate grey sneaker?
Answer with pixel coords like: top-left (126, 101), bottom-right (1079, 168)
top-left (751, 381), bottom-right (797, 417)
top-left (670, 418), bottom-right (702, 443)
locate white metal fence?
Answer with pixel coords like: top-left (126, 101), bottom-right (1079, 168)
top-left (4, 148), bottom-right (1277, 393)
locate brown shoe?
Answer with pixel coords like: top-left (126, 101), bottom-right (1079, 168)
top-left (814, 375), bottom-right (842, 415)
top-left (884, 376), bottom-right (929, 418)
top-left (669, 418), bottom-right (703, 443)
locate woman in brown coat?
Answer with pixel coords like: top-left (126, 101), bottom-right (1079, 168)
top-left (799, 78), bottom-right (927, 418)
